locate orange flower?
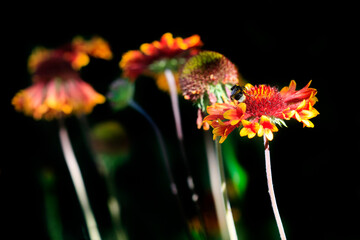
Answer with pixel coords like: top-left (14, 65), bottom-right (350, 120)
top-left (12, 37), bottom-right (111, 120)
top-left (119, 32), bottom-right (203, 82)
top-left (204, 80), bottom-right (319, 142)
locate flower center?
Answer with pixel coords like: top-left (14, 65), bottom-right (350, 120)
top-left (244, 85), bottom-right (286, 119)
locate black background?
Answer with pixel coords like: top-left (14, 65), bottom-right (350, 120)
top-left (1, 3), bottom-right (357, 240)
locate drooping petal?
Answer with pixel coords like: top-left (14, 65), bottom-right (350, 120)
top-left (281, 80), bottom-right (317, 105)
top-left (281, 107), bottom-right (294, 120)
top-left (301, 119), bottom-right (314, 128)
top-left (72, 36), bottom-right (112, 61)
top-left (257, 115), bottom-right (278, 141)
top-left (183, 34), bottom-right (202, 48)
top-left (197, 108), bottom-right (209, 130)
top-left (223, 102), bottom-right (246, 125)
top-left (280, 79), bottom-right (297, 96)
top-left (240, 120), bottom-right (259, 139)
top-left (140, 43), bottom-right (158, 56)
top-left (206, 102), bottom-right (234, 115)
top-left (292, 100), bottom-right (319, 127)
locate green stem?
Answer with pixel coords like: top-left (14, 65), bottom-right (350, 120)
top-left (41, 169), bottom-right (64, 240)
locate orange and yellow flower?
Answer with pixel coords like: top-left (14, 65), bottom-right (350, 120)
top-left (204, 80), bottom-right (319, 142)
top-left (119, 32), bottom-right (203, 90)
top-left (12, 36), bottom-right (111, 120)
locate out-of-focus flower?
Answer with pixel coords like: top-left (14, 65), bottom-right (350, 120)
top-left (12, 36), bottom-right (112, 120)
top-left (119, 32), bottom-right (203, 92)
top-left (28, 36), bottom-right (112, 72)
top-left (204, 80), bottom-right (319, 142)
top-left (90, 121), bottom-right (130, 171)
top-left (179, 51), bottom-right (244, 130)
top-left (72, 36), bottom-right (113, 62)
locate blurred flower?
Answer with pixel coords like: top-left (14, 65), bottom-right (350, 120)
top-left (28, 36), bottom-right (112, 72)
top-left (90, 121), bottom-right (130, 171)
top-left (179, 51), bottom-right (243, 130)
top-left (71, 36), bottom-right (113, 63)
top-left (204, 80), bottom-right (319, 142)
top-left (119, 32), bottom-right (202, 92)
top-left (12, 36), bottom-right (112, 120)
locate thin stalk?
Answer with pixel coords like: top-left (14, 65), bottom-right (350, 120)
top-left (163, 69), bottom-right (199, 201)
top-left (164, 69), bottom-right (207, 237)
top-left (215, 137), bottom-right (238, 240)
top-left (105, 173), bottom-right (128, 240)
top-left (41, 169), bottom-right (64, 240)
top-left (164, 69), bottom-right (183, 141)
top-left (204, 132), bottom-right (229, 239)
top-left (128, 100), bottom-right (193, 239)
top-left (128, 100), bottom-right (178, 196)
top-left (77, 115), bottom-right (128, 240)
top-left (58, 118), bottom-right (101, 240)
top-left (263, 136), bottom-right (287, 240)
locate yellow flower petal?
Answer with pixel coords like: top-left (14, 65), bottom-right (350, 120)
top-left (257, 125), bottom-right (264, 137)
top-left (302, 119), bottom-right (314, 128)
top-left (264, 129), bottom-right (274, 141)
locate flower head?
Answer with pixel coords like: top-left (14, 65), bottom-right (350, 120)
top-left (180, 51), bottom-right (240, 106)
top-left (179, 51), bottom-right (243, 129)
top-left (204, 80), bottom-right (319, 142)
top-left (12, 36), bottom-right (111, 120)
top-left (119, 32), bottom-right (203, 90)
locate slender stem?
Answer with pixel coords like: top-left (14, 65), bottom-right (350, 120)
top-left (163, 69), bottom-right (198, 198)
top-left (204, 132), bottom-right (229, 239)
top-left (41, 169), bottom-right (64, 240)
top-left (164, 69), bottom-right (207, 237)
top-left (129, 100), bottom-right (178, 196)
top-left (77, 115), bottom-right (128, 240)
top-left (129, 100), bottom-right (193, 239)
top-left (164, 69), bottom-right (183, 140)
top-left (105, 174), bottom-right (128, 240)
top-left (263, 135), bottom-right (287, 240)
top-left (215, 137), bottom-right (238, 240)
top-left (58, 118), bottom-right (101, 240)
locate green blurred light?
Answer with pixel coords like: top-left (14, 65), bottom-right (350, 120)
top-left (222, 139), bottom-right (248, 198)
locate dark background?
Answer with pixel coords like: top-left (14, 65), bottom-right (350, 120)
top-left (1, 3), bottom-right (357, 240)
